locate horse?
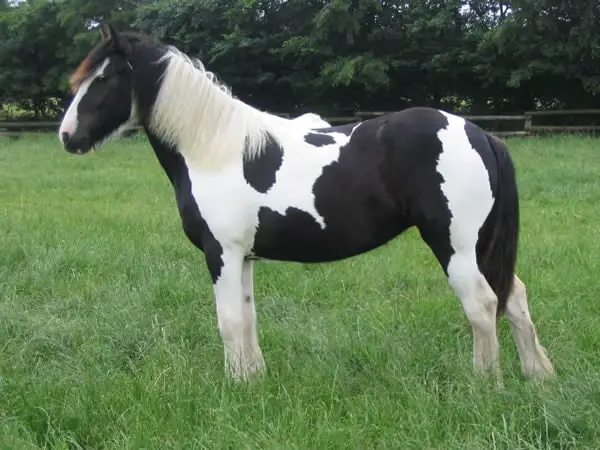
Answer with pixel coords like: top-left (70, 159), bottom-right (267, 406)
top-left (58, 24), bottom-right (555, 384)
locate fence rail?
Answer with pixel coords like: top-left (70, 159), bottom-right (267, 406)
top-left (2, 109), bottom-right (600, 139)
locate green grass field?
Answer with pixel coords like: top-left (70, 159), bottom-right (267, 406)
top-left (0, 133), bottom-right (599, 449)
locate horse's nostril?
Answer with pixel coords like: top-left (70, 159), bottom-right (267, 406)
top-left (61, 131), bottom-right (71, 145)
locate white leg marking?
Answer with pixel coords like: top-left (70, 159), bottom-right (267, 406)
top-left (240, 259), bottom-right (266, 375)
top-left (505, 275), bottom-right (555, 379)
top-left (436, 111), bottom-right (501, 382)
top-left (447, 251), bottom-right (502, 383)
top-left (214, 251), bottom-right (265, 380)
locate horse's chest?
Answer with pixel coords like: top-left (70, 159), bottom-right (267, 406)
top-left (172, 139), bottom-right (347, 256)
top-left (177, 164), bottom-right (259, 253)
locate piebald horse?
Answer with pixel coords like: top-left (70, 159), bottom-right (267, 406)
top-left (58, 24), bottom-right (555, 384)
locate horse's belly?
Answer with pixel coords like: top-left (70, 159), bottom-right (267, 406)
top-left (251, 205), bottom-right (409, 262)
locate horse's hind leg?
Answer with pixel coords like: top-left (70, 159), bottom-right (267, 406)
top-left (447, 248), bottom-right (502, 382)
top-left (505, 274), bottom-right (554, 379)
top-left (419, 226), bottom-right (502, 384)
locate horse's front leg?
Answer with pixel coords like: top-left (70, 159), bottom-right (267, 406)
top-left (241, 258), bottom-right (265, 375)
top-left (209, 249), bottom-right (265, 380)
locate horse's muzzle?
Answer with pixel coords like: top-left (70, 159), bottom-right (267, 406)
top-left (61, 131), bottom-right (92, 154)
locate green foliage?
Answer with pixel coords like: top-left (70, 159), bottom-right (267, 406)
top-left (0, 0), bottom-right (71, 117)
top-left (0, 0), bottom-right (599, 118)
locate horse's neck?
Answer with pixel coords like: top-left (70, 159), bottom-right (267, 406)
top-left (147, 54), bottom-right (233, 152)
top-left (131, 46), bottom-right (170, 123)
top-left (143, 128), bottom-right (189, 189)
top-left (142, 51), bottom-right (280, 170)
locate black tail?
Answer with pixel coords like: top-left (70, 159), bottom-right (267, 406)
top-left (477, 133), bottom-right (520, 316)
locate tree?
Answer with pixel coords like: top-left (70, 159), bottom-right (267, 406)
top-left (476, 0), bottom-right (600, 109)
top-left (1, 0), bottom-right (598, 119)
top-left (0, 0), bottom-right (71, 118)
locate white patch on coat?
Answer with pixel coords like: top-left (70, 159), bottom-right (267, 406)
top-left (291, 113), bottom-right (331, 129)
top-left (145, 46), bottom-right (364, 245)
top-left (182, 121), bottom-right (363, 256)
top-left (258, 127), bottom-right (348, 228)
top-left (436, 111), bottom-right (500, 378)
top-left (436, 111), bottom-right (494, 254)
top-left (59, 58), bottom-right (110, 143)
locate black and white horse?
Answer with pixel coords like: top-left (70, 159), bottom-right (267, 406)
top-left (58, 24), bottom-right (555, 384)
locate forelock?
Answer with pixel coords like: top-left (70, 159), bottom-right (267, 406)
top-left (69, 40), bottom-right (112, 93)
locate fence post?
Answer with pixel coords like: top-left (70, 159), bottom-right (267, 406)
top-left (524, 112), bottom-right (532, 133)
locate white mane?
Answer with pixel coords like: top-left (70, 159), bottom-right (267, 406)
top-left (149, 47), bottom-right (282, 168)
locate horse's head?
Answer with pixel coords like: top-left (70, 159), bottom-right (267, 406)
top-left (59, 24), bottom-right (137, 154)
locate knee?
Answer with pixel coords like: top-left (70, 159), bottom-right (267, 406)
top-left (466, 307), bottom-right (496, 332)
top-left (506, 277), bottom-right (533, 328)
top-left (463, 290), bottom-right (498, 332)
top-left (217, 305), bottom-right (244, 340)
top-left (511, 275), bottom-right (526, 300)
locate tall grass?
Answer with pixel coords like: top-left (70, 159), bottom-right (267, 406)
top-left (0, 133), bottom-right (599, 449)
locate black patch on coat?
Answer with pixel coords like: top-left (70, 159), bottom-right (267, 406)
top-left (464, 120), bottom-right (498, 193)
top-left (243, 133), bottom-right (283, 193)
top-left (145, 129), bottom-right (224, 284)
top-left (304, 133), bottom-right (335, 147)
top-left (379, 108), bottom-right (454, 274)
top-left (128, 35), bottom-right (170, 122)
top-left (252, 109), bottom-right (455, 265)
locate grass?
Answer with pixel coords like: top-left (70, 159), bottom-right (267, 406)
top-left (0, 133), bottom-right (599, 449)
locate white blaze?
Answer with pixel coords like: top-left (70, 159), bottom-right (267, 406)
top-left (59, 59), bottom-right (110, 144)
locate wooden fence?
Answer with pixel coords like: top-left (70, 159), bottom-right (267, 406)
top-left (2, 109), bottom-right (600, 139)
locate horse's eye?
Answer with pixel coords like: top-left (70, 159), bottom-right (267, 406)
top-left (97, 74), bottom-right (107, 81)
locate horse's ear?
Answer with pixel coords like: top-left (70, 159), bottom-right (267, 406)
top-left (99, 24), bottom-right (108, 40)
top-left (99, 23), bottom-right (117, 41)
top-left (99, 23), bottom-right (132, 55)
